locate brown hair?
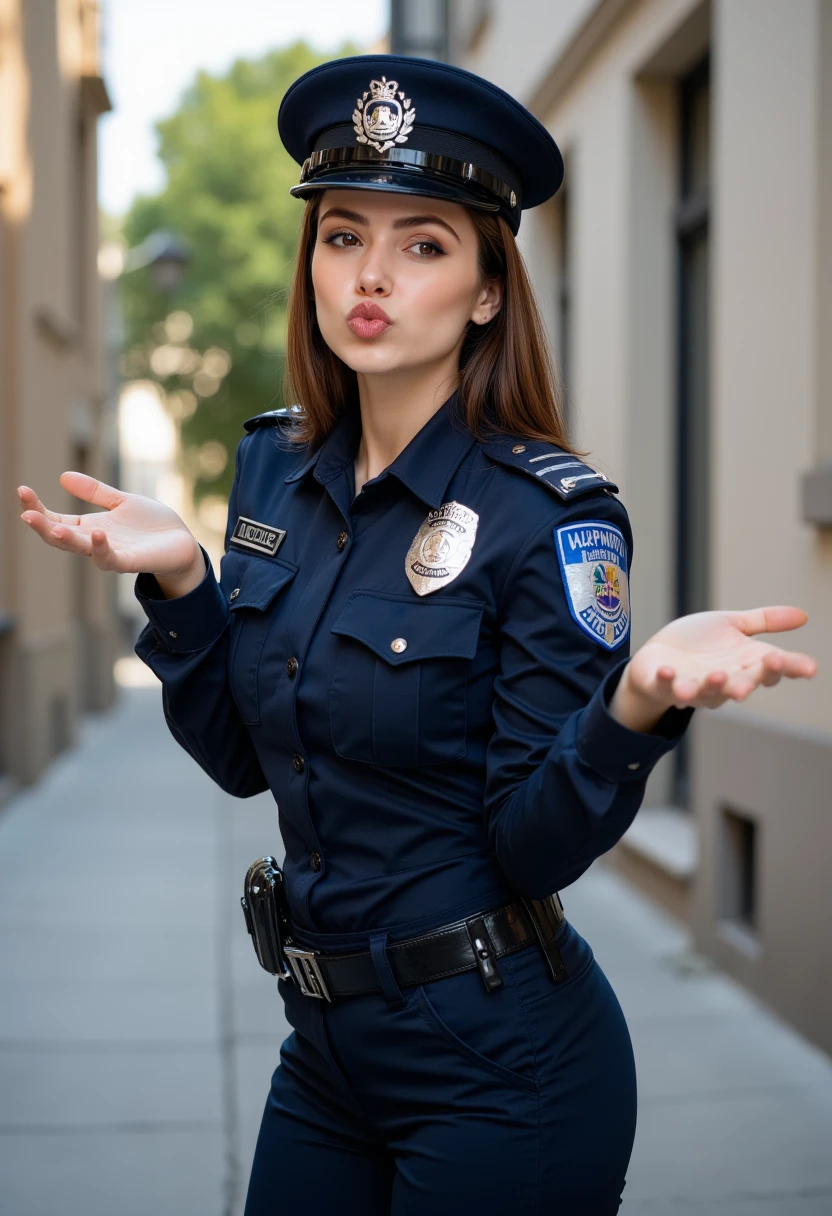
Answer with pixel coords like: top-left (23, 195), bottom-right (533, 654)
top-left (284, 192), bottom-right (581, 454)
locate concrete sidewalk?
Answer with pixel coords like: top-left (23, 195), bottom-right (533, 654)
top-left (1, 673), bottom-right (831, 1215)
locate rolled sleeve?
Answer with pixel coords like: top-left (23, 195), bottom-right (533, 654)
top-left (134, 545), bottom-right (229, 653)
top-left (576, 658), bottom-right (695, 784)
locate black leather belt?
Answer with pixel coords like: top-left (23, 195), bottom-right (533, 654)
top-left (282, 897), bottom-right (567, 1002)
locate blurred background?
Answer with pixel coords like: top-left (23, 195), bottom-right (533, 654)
top-left (1, 2), bottom-right (831, 1214)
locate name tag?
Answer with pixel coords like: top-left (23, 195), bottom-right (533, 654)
top-left (230, 516), bottom-right (286, 557)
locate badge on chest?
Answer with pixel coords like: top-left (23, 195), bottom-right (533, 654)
top-left (405, 501), bottom-right (479, 596)
top-left (230, 516), bottom-right (286, 557)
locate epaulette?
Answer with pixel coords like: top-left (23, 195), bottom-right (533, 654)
top-left (483, 436), bottom-right (618, 501)
top-left (243, 405), bottom-right (304, 433)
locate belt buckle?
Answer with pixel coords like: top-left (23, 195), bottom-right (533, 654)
top-left (283, 945), bottom-right (332, 1002)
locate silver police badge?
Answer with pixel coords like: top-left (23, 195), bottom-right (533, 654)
top-left (353, 77), bottom-right (416, 154)
top-left (405, 502), bottom-right (479, 596)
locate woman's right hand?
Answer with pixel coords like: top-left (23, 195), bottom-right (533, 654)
top-left (18, 471), bottom-right (206, 598)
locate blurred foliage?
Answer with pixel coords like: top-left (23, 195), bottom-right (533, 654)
top-left (119, 41), bottom-right (352, 505)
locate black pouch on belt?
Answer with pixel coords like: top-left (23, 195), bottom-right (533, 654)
top-left (241, 856), bottom-right (292, 979)
top-left (521, 892), bottom-right (569, 982)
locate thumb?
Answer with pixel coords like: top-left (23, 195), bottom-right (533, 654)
top-left (730, 605), bottom-right (809, 637)
top-left (59, 471), bottom-right (128, 512)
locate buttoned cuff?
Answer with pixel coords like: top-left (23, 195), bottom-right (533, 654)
top-left (576, 657), bottom-right (694, 784)
top-left (134, 545), bottom-right (229, 653)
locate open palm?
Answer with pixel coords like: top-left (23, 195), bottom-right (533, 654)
top-left (627, 606), bottom-right (818, 710)
top-left (18, 471), bottom-right (202, 577)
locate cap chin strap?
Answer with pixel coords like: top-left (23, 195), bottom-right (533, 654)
top-left (296, 144), bottom-right (519, 214)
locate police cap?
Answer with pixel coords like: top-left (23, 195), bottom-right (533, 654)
top-left (278, 54), bottom-right (564, 234)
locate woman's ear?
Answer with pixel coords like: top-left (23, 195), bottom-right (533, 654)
top-left (470, 279), bottom-right (504, 326)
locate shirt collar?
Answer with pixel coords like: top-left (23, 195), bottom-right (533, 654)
top-left (284, 392), bottom-right (476, 510)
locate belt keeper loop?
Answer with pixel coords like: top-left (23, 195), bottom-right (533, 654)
top-left (466, 916), bottom-right (503, 992)
top-left (368, 930), bottom-right (406, 1009)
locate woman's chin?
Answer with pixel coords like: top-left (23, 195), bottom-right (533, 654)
top-left (334, 343), bottom-right (416, 378)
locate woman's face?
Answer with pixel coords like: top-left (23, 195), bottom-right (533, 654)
top-left (310, 188), bottom-right (501, 377)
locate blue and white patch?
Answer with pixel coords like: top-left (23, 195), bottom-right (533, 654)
top-left (554, 520), bottom-right (630, 651)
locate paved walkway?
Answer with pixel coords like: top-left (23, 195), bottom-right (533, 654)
top-left (1, 667), bottom-right (831, 1215)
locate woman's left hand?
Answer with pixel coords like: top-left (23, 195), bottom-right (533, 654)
top-left (609, 606), bottom-right (818, 733)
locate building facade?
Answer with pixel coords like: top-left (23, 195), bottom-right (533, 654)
top-left (0, 0), bottom-right (116, 795)
top-left (390, 0), bottom-right (832, 1056)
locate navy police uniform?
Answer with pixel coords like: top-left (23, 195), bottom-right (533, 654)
top-left (134, 55), bottom-right (694, 1216)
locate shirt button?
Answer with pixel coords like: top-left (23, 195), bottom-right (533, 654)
top-left (292, 754), bottom-right (305, 774)
top-left (336, 531), bottom-right (348, 552)
top-left (229, 588), bottom-right (240, 602)
top-left (168, 630), bottom-right (178, 638)
top-left (512, 444), bottom-right (526, 454)
top-left (286, 657), bottom-right (298, 677)
top-left (310, 851), bottom-right (322, 872)
top-left (390, 637), bottom-right (407, 653)
top-left (627, 761), bottom-right (641, 770)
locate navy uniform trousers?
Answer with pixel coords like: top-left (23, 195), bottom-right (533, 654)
top-left (134, 395), bottom-right (692, 1215)
top-left (245, 922), bottom-right (636, 1215)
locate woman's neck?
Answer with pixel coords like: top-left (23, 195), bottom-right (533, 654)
top-left (353, 358), bottom-right (459, 492)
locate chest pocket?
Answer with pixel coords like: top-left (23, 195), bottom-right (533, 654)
top-left (329, 590), bottom-right (484, 767)
top-left (220, 549), bottom-right (298, 726)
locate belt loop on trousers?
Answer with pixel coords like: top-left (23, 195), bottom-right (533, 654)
top-left (369, 930), bottom-right (406, 1009)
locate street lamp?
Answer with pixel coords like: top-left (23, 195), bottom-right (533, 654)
top-left (122, 230), bottom-right (190, 294)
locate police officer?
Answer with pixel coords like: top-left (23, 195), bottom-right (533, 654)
top-left (18, 54), bottom-right (817, 1216)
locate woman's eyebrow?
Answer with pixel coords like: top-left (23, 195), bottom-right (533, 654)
top-left (319, 206), bottom-right (368, 226)
top-left (392, 215), bottom-right (460, 243)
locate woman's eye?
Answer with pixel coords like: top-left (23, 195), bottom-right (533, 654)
top-left (407, 239), bottom-right (444, 258)
top-left (324, 230), bottom-right (360, 248)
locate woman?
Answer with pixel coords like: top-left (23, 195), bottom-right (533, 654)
top-left (18, 55), bottom-right (816, 1215)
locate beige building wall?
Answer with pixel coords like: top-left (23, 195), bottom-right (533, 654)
top-left (0, 0), bottom-right (116, 794)
top-left (453, 0), bottom-right (832, 1055)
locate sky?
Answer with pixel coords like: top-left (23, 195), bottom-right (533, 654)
top-left (98, 0), bottom-right (389, 217)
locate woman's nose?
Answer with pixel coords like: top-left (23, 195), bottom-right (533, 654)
top-left (356, 246), bottom-right (392, 296)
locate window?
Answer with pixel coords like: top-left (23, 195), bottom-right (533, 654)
top-left (673, 54), bottom-right (710, 808)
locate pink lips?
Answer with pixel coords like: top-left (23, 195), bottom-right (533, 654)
top-left (347, 301), bottom-right (392, 339)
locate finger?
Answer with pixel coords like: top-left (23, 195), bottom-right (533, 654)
top-left (59, 471), bottom-right (127, 512)
top-left (20, 510), bottom-right (74, 549)
top-left (685, 670), bottom-right (731, 708)
top-left (48, 522), bottom-right (93, 558)
top-left (88, 528), bottom-right (119, 571)
top-left (760, 651), bottom-right (784, 688)
top-left (778, 650), bottom-right (818, 679)
top-left (17, 485), bottom-right (80, 525)
top-left (722, 664), bottom-right (762, 700)
top-left (730, 606), bottom-right (809, 637)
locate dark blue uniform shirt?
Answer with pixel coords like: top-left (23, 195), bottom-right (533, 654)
top-left (134, 395), bottom-right (693, 942)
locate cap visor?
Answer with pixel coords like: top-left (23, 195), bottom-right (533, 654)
top-left (289, 167), bottom-right (500, 212)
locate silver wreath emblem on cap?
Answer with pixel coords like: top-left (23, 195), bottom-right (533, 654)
top-left (353, 77), bottom-right (416, 154)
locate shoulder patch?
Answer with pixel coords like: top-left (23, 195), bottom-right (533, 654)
top-left (555, 519), bottom-right (630, 651)
top-left (243, 404), bottom-right (304, 433)
top-left (483, 437), bottom-right (618, 501)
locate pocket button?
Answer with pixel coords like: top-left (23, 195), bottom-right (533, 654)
top-left (390, 637), bottom-right (407, 653)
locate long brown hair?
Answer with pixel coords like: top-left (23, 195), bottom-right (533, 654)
top-left (285, 192), bottom-right (580, 454)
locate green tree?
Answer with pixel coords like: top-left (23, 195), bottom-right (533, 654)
top-left (119, 42), bottom-right (350, 505)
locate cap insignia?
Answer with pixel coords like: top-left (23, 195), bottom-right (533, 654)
top-left (353, 77), bottom-right (416, 154)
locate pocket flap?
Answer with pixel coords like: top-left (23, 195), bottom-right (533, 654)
top-left (220, 549), bottom-right (298, 611)
top-left (331, 590), bottom-right (484, 665)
